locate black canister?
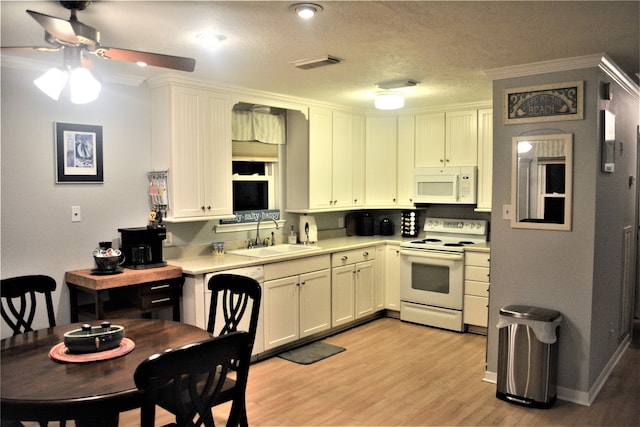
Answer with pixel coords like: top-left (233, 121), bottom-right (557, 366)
top-left (380, 218), bottom-right (394, 235)
top-left (357, 213), bottom-right (374, 236)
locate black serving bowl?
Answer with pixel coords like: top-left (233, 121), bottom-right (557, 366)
top-left (63, 322), bottom-right (125, 353)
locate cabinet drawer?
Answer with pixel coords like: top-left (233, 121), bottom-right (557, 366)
top-left (465, 251), bottom-right (490, 267)
top-left (264, 255), bottom-right (330, 281)
top-left (464, 295), bottom-right (488, 327)
top-left (139, 282), bottom-right (175, 295)
top-left (139, 292), bottom-right (175, 310)
top-left (465, 265), bottom-right (490, 282)
top-left (465, 280), bottom-right (489, 297)
top-left (331, 246), bottom-right (376, 267)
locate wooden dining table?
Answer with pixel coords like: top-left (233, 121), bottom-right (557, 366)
top-left (1, 318), bottom-right (213, 426)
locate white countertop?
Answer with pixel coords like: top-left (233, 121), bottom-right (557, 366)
top-left (166, 235), bottom-right (491, 275)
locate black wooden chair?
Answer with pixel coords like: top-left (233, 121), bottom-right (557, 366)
top-left (134, 331), bottom-right (252, 427)
top-left (1, 275), bottom-right (63, 427)
top-left (205, 274), bottom-right (261, 425)
top-left (1, 275), bottom-right (57, 336)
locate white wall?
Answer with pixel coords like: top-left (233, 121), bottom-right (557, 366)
top-left (1, 66), bottom-right (152, 338)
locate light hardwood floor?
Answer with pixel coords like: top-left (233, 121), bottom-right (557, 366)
top-left (31, 317), bottom-right (640, 426)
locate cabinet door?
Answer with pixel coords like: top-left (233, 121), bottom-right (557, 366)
top-left (351, 115), bottom-right (366, 207)
top-left (355, 260), bottom-right (375, 319)
top-left (171, 89), bottom-right (208, 218)
top-left (200, 92), bottom-right (233, 217)
top-left (365, 116), bottom-right (398, 207)
top-left (331, 264), bottom-right (355, 327)
top-left (264, 275), bottom-right (299, 350)
top-left (332, 111), bottom-right (354, 209)
top-left (397, 115), bottom-right (415, 206)
top-left (384, 245), bottom-right (401, 310)
top-left (299, 269), bottom-right (331, 337)
top-left (415, 112), bottom-right (445, 167)
top-left (476, 108), bottom-right (493, 211)
top-left (446, 110), bottom-right (477, 167)
top-left (308, 107), bottom-right (333, 210)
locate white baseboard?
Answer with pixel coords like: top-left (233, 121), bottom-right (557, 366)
top-left (483, 334), bottom-right (631, 406)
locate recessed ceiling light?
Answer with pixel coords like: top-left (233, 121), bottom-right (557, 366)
top-left (289, 3), bottom-right (323, 19)
top-left (136, 61), bottom-right (147, 67)
top-left (196, 32), bottom-right (227, 48)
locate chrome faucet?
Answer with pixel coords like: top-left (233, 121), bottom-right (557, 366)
top-left (255, 218), bottom-right (279, 247)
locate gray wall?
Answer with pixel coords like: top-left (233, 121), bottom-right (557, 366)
top-left (1, 66), bottom-right (152, 338)
top-left (487, 66), bottom-right (638, 395)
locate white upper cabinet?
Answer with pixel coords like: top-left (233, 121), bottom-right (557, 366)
top-left (365, 116), bottom-right (398, 207)
top-left (151, 84), bottom-right (233, 221)
top-left (475, 108), bottom-right (493, 212)
top-left (397, 115), bottom-right (416, 207)
top-left (287, 107), bottom-right (365, 212)
top-left (415, 110), bottom-right (478, 167)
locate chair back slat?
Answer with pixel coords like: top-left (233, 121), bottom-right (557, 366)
top-left (207, 274), bottom-right (261, 352)
top-left (1, 275), bottom-right (57, 335)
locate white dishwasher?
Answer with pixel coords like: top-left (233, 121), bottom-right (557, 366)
top-left (204, 265), bottom-right (265, 355)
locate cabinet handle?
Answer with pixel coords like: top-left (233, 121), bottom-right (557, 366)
top-left (150, 284), bottom-right (170, 291)
top-left (354, 198), bottom-right (358, 203)
top-left (201, 206), bottom-right (205, 210)
top-left (301, 281), bottom-right (306, 286)
top-left (440, 159), bottom-right (444, 163)
top-left (341, 256), bottom-right (348, 261)
top-left (151, 297), bottom-right (171, 304)
top-left (207, 206), bottom-right (211, 210)
top-left (363, 251), bottom-right (369, 257)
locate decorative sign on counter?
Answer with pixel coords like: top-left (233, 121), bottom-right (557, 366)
top-left (220, 209), bottom-right (280, 224)
top-left (504, 81), bottom-right (583, 124)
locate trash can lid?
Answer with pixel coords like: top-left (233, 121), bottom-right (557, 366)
top-left (500, 305), bottom-right (561, 322)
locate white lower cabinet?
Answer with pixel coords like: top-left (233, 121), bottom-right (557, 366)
top-left (331, 246), bottom-right (380, 327)
top-left (384, 244), bottom-right (401, 310)
top-left (463, 250), bottom-right (491, 329)
top-left (263, 255), bottom-right (331, 350)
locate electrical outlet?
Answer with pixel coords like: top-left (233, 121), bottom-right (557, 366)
top-left (164, 231), bottom-right (173, 247)
top-left (502, 204), bottom-right (511, 220)
top-left (71, 205), bottom-right (81, 222)
top-left (338, 217), bottom-right (344, 228)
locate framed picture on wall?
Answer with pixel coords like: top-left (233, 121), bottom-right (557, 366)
top-left (504, 81), bottom-right (584, 124)
top-left (55, 122), bottom-right (103, 183)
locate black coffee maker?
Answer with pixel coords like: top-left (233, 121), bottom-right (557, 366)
top-left (118, 227), bottom-right (167, 269)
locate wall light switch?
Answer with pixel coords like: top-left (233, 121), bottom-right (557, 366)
top-left (502, 204), bottom-right (512, 220)
top-left (338, 217), bottom-right (344, 228)
top-left (71, 206), bottom-right (81, 222)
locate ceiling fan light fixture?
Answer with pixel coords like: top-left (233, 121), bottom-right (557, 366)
top-left (34, 67), bottom-right (68, 100)
top-left (375, 91), bottom-right (405, 110)
top-left (69, 66), bottom-right (101, 104)
top-left (289, 3), bottom-right (323, 19)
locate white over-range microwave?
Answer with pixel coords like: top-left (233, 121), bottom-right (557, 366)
top-left (413, 166), bottom-right (477, 204)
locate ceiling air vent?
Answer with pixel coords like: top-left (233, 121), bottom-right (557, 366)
top-left (291, 55), bottom-right (342, 70)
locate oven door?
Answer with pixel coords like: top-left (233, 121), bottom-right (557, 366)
top-left (399, 249), bottom-right (464, 309)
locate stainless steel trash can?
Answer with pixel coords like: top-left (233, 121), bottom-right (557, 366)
top-left (496, 305), bottom-right (562, 408)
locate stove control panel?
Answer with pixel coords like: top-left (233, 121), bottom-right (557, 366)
top-left (424, 218), bottom-right (487, 235)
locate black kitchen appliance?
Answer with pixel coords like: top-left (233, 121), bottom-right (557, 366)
top-left (379, 218), bottom-right (394, 236)
top-left (356, 213), bottom-right (374, 236)
top-left (118, 227), bottom-right (167, 269)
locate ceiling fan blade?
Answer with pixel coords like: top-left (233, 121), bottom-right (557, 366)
top-left (0, 46), bottom-right (62, 53)
top-left (93, 47), bottom-right (196, 72)
top-left (27, 10), bottom-right (80, 45)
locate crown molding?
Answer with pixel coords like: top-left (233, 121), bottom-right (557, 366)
top-left (484, 53), bottom-right (638, 98)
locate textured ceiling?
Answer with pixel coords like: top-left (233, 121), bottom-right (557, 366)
top-left (1, 1), bottom-right (638, 110)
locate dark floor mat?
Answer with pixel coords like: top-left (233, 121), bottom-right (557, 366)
top-left (278, 341), bottom-right (346, 365)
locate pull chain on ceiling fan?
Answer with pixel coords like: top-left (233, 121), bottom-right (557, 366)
top-left (2, 1), bottom-right (196, 104)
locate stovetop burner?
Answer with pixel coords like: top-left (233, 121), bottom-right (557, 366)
top-left (400, 217), bottom-right (488, 252)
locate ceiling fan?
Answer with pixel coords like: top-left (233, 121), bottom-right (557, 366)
top-left (2, 0), bottom-right (196, 73)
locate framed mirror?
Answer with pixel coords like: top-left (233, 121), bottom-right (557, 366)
top-left (511, 133), bottom-right (573, 230)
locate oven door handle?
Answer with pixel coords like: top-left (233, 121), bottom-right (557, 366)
top-left (399, 249), bottom-right (464, 261)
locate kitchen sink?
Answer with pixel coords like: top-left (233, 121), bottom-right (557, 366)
top-left (227, 244), bottom-right (322, 258)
